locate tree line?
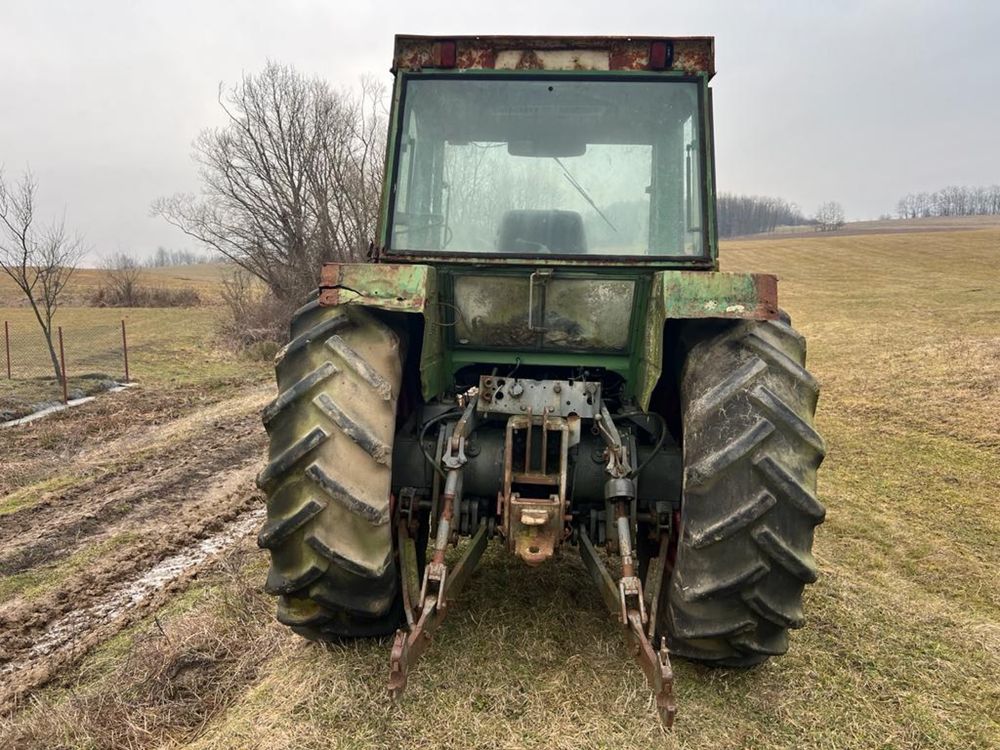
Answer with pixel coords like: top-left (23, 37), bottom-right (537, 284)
top-left (716, 193), bottom-right (810, 237)
top-left (145, 246), bottom-right (216, 267)
top-left (896, 185), bottom-right (1000, 219)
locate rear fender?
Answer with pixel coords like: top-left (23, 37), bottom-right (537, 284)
top-left (635, 270), bottom-right (777, 408)
top-left (319, 262), bottom-right (777, 408)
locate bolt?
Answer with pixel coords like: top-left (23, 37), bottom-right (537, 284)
top-left (553, 383), bottom-right (562, 393)
top-left (510, 382), bottom-right (524, 397)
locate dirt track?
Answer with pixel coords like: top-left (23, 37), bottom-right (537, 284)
top-left (0, 385), bottom-right (271, 710)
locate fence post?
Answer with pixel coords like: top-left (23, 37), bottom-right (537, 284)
top-left (58, 326), bottom-right (68, 404)
top-left (121, 319), bottom-right (130, 382)
top-left (4, 321), bottom-right (9, 379)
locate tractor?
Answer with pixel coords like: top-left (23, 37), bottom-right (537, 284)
top-left (256, 35), bottom-right (825, 727)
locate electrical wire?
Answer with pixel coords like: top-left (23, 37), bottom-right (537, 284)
top-left (612, 411), bottom-right (669, 479)
top-left (505, 356), bottom-right (521, 379)
top-left (419, 408), bottom-right (462, 480)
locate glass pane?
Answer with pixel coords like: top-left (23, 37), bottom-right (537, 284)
top-left (453, 276), bottom-right (535, 348)
top-left (543, 278), bottom-right (634, 350)
top-left (391, 78), bottom-right (704, 257)
top-left (452, 275), bottom-right (635, 352)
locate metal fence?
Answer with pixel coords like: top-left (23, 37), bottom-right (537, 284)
top-left (3, 319), bottom-right (130, 406)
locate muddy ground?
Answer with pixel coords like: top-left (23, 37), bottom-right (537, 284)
top-left (0, 383), bottom-right (270, 710)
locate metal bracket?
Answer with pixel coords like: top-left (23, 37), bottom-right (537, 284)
top-left (579, 527), bottom-right (677, 729)
top-left (594, 402), bottom-right (632, 478)
top-left (499, 415), bottom-right (571, 565)
top-left (527, 269), bottom-right (552, 333)
top-left (388, 519), bottom-right (489, 700)
top-left (478, 376), bottom-right (601, 419)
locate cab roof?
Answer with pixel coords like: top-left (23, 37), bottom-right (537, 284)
top-left (392, 35), bottom-right (715, 78)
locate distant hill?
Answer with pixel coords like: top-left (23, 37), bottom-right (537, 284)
top-left (725, 215), bottom-right (1000, 241)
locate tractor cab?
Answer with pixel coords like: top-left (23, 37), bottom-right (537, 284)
top-left (383, 37), bottom-right (717, 266)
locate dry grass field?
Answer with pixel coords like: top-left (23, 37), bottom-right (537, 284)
top-left (0, 305), bottom-right (255, 420)
top-left (0, 262), bottom-right (231, 307)
top-left (0, 223), bottom-right (997, 749)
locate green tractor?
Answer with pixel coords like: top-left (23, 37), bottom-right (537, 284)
top-left (257, 35), bottom-right (825, 726)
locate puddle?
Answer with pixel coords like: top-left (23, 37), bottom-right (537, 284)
top-left (0, 507), bottom-right (265, 678)
top-left (1, 382), bottom-right (138, 429)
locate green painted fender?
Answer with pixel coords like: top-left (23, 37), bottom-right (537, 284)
top-left (318, 263), bottom-right (777, 408)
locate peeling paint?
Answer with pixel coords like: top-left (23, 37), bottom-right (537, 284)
top-left (636, 270), bottom-right (779, 408)
top-left (392, 35), bottom-right (714, 77)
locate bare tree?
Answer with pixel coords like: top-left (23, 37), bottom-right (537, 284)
top-left (814, 201), bottom-right (846, 231)
top-left (153, 62), bottom-right (386, 301)
top-left (100, 250), bottom-right (143, 306)
top-left (0, 169), bottom-right (86, 379)
top-left (896, 185), bottom-right (1000, 219)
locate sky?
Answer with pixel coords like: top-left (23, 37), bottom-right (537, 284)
top-left (1, 0), bottom-right (998, 263)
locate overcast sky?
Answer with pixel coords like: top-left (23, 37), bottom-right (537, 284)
top-left (1, 0), bottom-right (997, 262)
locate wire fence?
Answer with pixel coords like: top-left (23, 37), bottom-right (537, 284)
top-left (2, 319), bottom-right (130, 407)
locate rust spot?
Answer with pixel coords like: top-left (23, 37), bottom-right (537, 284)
top-left (754, 273), bottom-right (779, 319)
top-left (318, 288), bottom-right (341, 307)
top-left (393, 35), bottom-right (715, 76)
top-left (456, 44), bottom-right (495, 69)
top-left (515, 49), bottom-right (542, 70)
top-left (394, 40), bottom-right (435, 72)
top-left (673, 38), bottom-right (716, 76)
top-left (318, 262), bottom-right (432, 312)
top-left (609, 40), bottom-right (648, 70)
top-left (319, 262), bottom-right (343, 287)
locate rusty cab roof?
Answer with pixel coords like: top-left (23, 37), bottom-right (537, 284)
top-left (392, 35), bottom-right (715, 78)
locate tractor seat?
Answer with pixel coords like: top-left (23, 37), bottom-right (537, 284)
top-left (497, 210), bottom-right (587, 254)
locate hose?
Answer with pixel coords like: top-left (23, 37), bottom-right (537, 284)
top-left (613, 411), bottom-right (669, 479)
top-left (419, 408), bottom-right (462, 480)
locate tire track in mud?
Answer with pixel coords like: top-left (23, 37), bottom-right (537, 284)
top-left (0, 430), bottom-right (261, 576)
top-left (0, 507), bottom-right (266, 709)
top-left (0, 389), bottom-right (271, 575)
top-left (0, 386), bottom-right (276, 710)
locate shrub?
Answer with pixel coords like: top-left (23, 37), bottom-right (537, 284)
top-left (217, 269), bottom-right (303, 357)
top-left (89, 285), bottom-right (202, 308)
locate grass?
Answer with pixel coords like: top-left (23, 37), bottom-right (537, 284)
top-left (0, 306), bottom-right (253, 387)
top-left (0, 475), bottom-right (77, 516)
top-left (1, 262), bottom-right (239, 419)
top-left (0, 532), bottom-right (139, 603)
top-left (1, 224), bottom-right (998, 748)
top-left (0, 549), bottom-right (280, 750)
top-left (0, 305), bottom-right (270, 420)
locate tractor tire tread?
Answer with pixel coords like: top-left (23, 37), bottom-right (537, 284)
top-left (663, 313), bottom-right (825, 665)
top-left (260, 301), bottom-right (403, 640)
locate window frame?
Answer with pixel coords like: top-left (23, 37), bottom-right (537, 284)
top-left (381, 70), bottom-right (715, 268)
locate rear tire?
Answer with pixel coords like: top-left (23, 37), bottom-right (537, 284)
top-left (257, 299), bottom-right (403, 640)
top-left (663, 313), bottom-right (826, 666)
